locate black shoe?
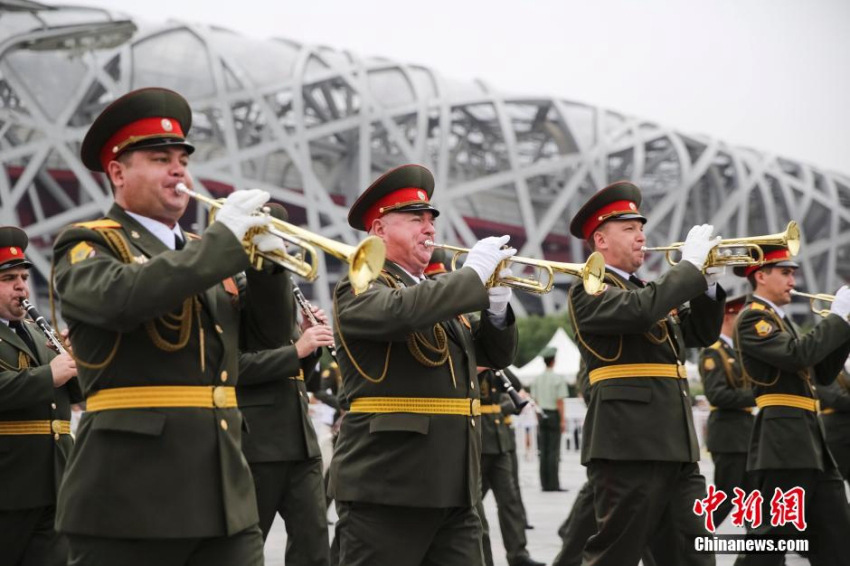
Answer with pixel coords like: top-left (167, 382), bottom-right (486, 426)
top-left (510, 557), bottom-right (545, 566)
top-left (524, 523), bottom-right (534, 529)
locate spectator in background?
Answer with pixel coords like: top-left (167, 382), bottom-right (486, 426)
top-left (529, 346), bottom-right (568, 491)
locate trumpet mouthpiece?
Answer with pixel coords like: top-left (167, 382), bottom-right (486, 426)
top-left (175, 182), bottom-right (189, 195)
top-left (424, 240), bottom-right (435, 248)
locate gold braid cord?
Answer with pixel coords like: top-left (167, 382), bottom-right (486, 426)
top-left (713, 344), bottom-right (744, 389)
top-left (334, 271), bottom-right (456, 385)
top-left (0, 352), bottom-right (29, 371)
top-left (734, 307), bottom-right (786, 387)
top-left (568, 278), bottom-right (622, 363)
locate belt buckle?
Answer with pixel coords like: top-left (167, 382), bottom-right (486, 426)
top-left (51, 420), bottom-right (63, 434)
top-left (213, 386), bottom-right (228, 408)
top-left (676, 364), bottom-right (687, 378)
top-left (470, 398), bottom-right (481, 416)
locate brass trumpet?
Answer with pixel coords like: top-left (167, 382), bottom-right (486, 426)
top-left (790, 290), bottom-right (834, 317)
top-left (176, 183), bottom-right (386, 294)
top-left (424, 240), bottom-right (606, 295)
top-left (642, 221), bottom-right (800, 269)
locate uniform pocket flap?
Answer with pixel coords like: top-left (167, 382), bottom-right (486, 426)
top-left (91, 410), bottom-right (166, 436)
top-left (599, 385), bottom-right (652, 404)
top-left (369, 413), bottom-right (430, 435)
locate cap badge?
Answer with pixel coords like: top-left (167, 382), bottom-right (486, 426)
top-left (629, 202), bottom-right (637, 211)
top-left (161, 118), bottom-right (173, 132)
top-left (10, 247), bottom-right (18, 256)
top-left (417, 190), bottom-right (426, 201)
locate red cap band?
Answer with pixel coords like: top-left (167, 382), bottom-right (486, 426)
top-left (100, 116), bottom-right (186, 171)
top-left (362, 187), bottom-right (431, 231)
top-left (0, 245), bottom-right (25, 266)
top-left (581, 199), bottom-right (640, 239)
top-left (424, 262), bottom-right (447, 276)
top-left (743, 248), bottom-right (792, 277)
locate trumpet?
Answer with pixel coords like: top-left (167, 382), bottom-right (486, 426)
top-left (175, 183), bottom-right (386, 294)
top-left (642, 221), bottom-right (800, 269)
top-left (790, 290), bottom-right (834, 317)
top-left (424, 240), bottom-right (606, 295)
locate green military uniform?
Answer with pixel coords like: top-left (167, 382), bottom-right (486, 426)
top-left (818, 370), bottom-right (850, 484)
top-left (330, 261), bottom-right (517, 566)
top-left (733, 296), bottom-right (850, 566)
top-left (236, 207), bottom-right (330, 565)
top-left (0, 228), bottom-right (83, 566)
top-left (501, 367), bottom-right (530, 529)
top-left (476, 369), bottom-right (541, 566)
top-left (698, 332), bottom-right (755, 526)
top-left (53, 88), bottom-right (290, 565)
top-left (568, 181), bottom-right (723, 566)
top-left (529, 354), bottom-right (568, 491)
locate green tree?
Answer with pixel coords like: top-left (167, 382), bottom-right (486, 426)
top-left (514, 312), bottom-right (574, 367)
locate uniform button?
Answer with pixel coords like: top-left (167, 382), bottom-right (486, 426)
top-left (470, 418), bottom-right (476, 428)
top-left (682, 391), bottom-right (688, 398)
top-left (220, 419), bottom-right (228, 431)
top-left (213, 386), bottom-right (228, 408)
top-left (54, 433), bottom-right (60, 441)
top-left (220, 371), bottom-right (228, 383)
top-left (215, 324), bottom-right (224, 334)
top-left (51, 403), bottom-right (57, 410)
top-left (470, 381), bottom-right (475, 390)
top-left (495, 419), bottom-right (500, 425)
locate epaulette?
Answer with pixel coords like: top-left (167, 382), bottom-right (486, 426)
top-left (72, 219), bottom-right (121, 230)
top-left (749, 303), bottom-right (766, 311)
top-left (708, 340), bottom-right (723, 351)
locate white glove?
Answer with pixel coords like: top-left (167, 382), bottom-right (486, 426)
top-left (216, 189), bottom-right (271, 241)
top-left (252, 232), bottom-right (285, 254)
top-left (829, 285), bottom-right (850, 322)
top-left (464, 235), bottom-right (516, 285)
top-left (487, 269), bottom-right (513, 315)
top-left (704, 265), bottom-right (726, 286)
top-left (679, 224), bottom-right (721, 271)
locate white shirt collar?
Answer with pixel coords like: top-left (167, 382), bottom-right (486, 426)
top-left (753, 294), bottom-right (787, 319)
top-left (606, 265), bottom-right (634, 282)
top-left (719, 333), bottom-right (733, 348)
top-left (396, 264), bottom-right (426, 284)
top-left (125, 211), bottom-right (183, 250)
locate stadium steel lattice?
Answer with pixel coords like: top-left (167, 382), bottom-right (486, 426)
top-left (2, 2), bottom-right (849, 316)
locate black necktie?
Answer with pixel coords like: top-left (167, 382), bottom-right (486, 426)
top-left (9, 320), bottom-right (37, 353)
top-left (174, 233), bottom-right (185, 250)
top-left (629, 275), bottom-right (645, 288)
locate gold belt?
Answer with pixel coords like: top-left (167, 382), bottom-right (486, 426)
top-left (0, 420), bottom-right (71, 435)
top-left (86, 386), bottom-right (238, 412)
top-left (480, 404), bottom-right (502, 414)
top-left (755, 394), bottom-right (818, 412)
top-left (349, 397), bottom-right (481, 416)
top-left (589, 363), bottom-right (687, 385)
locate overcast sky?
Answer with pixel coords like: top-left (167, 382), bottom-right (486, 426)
top-left (94, 0), bottom-right (850, 176)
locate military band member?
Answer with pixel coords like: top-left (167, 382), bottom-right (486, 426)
top-left (329, 164), bottom-right (519, 566)
top-left (732, 244), bottom-right (850, 565)
top-left (567, 181), bottom-right (725, 566)
top-left (237, 225), bottom-right (335, 566)
top-left (0, 227), bottom-right (81, 566)
top-left (818, 368), bottom-right (850, 484)
top-left (529, 346), bottom-right (568, 491)
top-left (698, 294), bottom-right (754, 527)
top-left (476, 367), bottom-right (544, 566)
top-left (52, 88), bottom-right (291, 565)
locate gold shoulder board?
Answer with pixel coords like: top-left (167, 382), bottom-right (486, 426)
top-left (73, 219), bottom-right (121, 230)
top-left (749, 303), bottom-right (766, 311)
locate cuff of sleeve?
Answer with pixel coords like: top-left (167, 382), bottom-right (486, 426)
top-left (486, 309), bottom-right (508, 329)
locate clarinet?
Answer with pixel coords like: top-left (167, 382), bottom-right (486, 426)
top-left (290, 277), bottom-right (337, 361)
top-left (21, 299), bottom-right (66, 354)
top-left (495, 369), bottom-right (529, 412)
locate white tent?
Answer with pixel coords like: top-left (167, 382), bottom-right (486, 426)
top-left (509, 328), bottom-right (583, 386)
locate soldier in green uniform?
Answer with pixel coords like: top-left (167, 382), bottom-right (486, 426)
top-left (476, 367), bottom-right (544, 566)
top-left (329, 164), bottom-right (519, 566)
top-left (529, 346), bottom-right (568, 491)
top-left (501, 367), bottom-right (532, 530)
top-left (567, 181), bottom-right (725, 566)
top-left (52, 88), bottom-right (292, 565)
top-left (236, 203), bottom-right (334, 566)
top-left (732, 244), bottom-right (850, 565)
top-left (698, 295), bottom-right (755, 527)
top-left (819, 369), bottom-right (850, 485)
top-left (0, 227), bottom-right (81, 566)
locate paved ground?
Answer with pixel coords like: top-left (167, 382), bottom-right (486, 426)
top-left (265, 438), bottom-right (809, 566)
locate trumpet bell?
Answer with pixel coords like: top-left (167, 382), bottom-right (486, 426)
top-left (349, 236), bottom-right (387, 294)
